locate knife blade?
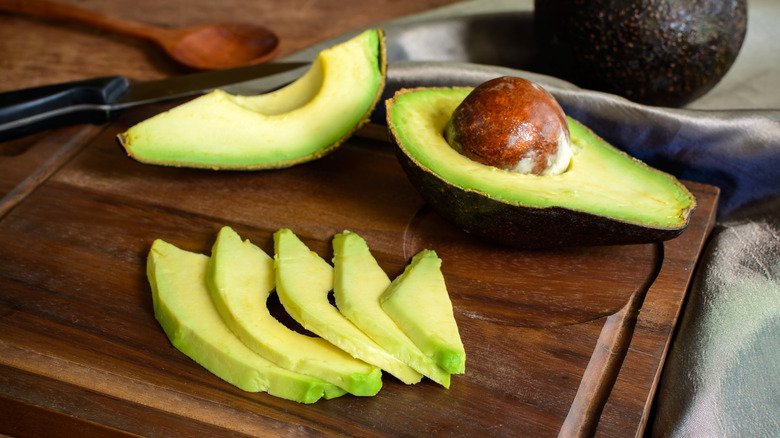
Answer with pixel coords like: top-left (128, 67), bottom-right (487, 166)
top-left (0, 61), bottom-right (310, 142)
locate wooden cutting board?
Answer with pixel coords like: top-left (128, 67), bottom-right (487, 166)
top-left (0, 104), bottom-right (718, 437)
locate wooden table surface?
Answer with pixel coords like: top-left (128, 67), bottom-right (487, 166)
top-left (0, 0), bottom-right (466, 91)
top-left (1, 1), bottom-right (719, 437)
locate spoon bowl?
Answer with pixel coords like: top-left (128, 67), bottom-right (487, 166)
top-left (158, 23), bottom-right (280, 70)
top-left (0, 0), bottom-right (281, 70)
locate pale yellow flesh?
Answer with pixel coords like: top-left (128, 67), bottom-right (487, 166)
top-left (332, 231), bottom-right (451, 387)
top-left (380, 250), bottom-right (466, 374)
top-left (147, 239), bottom-right (346, 403)
top-left (206, 226), bottom-right (382, 396)
top-left (120, 29), bottom-right (384, 169)
top-left (273, 229), bottom-right (423, 385)
top-left (388, 87), bottom-right (695, 228)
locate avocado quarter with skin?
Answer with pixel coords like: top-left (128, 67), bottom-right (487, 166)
top-left (117, 28), bottom-right (386, 169)
top-left (386, 87), bottom-right (696, 248)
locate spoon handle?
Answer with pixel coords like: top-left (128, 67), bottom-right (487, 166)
top-left (0, 0), bottom-right (172, 42)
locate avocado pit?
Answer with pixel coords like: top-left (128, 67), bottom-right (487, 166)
top-left (443, 76), bottom-right (572, 176)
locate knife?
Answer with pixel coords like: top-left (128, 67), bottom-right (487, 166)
top-left (0, 61), bottom-right (309, 142)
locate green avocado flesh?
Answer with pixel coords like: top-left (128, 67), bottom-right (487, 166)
top-left (332, 231), bottom-right (451, 387)
top-left (118, 28), bottom-right (385, 169)
top-left (147, 239), bottom-right (346, 403)
top-left (148, 227), bottom-right (466, 401)
top-left (206, 226), bottom-right (383, 396)
top-left (380, 250), bottom-right (465, 374)
top-left (387, 87), bottom-right (696, 247)
top-left (273, 229), bottom-right (422, 385)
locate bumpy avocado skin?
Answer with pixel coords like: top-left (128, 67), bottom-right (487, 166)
top-left (534, 0), bottom-right (747, 107)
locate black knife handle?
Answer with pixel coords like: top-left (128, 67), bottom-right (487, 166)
top-left (0, 76), bottom-right (130, 142)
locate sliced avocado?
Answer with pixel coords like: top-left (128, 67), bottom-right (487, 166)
top-left (206, 226), bottom-right (382, 396)
top-left (332, 231), bottom-right (451, 387)
top-left (386, 87), bottom-right (697, 248)
top-left (118, 28), bottom-right (386, 169)
top-left (380, 250), bottom-right (466, 374)
top-left (147, 239), bottom-right (346, 403)
top-left (273, 228), bottom-right (423, 385)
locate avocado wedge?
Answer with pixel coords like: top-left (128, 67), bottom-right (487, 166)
top-left (118, 28), bottom-right (386, 169)
top-left (332, 231), bottom-right (451, 387)
top-left (386, 87), bottom-right (696, 248)
top-left (273, 229), bottom-right (423, 385)
top-left (147, 239), bottom-right (346, 403)
top-left (206, 226), bottom-right (383, 396)
top-left (380, 250), bottom-right (466, 375)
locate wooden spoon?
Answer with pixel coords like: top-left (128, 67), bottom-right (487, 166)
top-left (0, 0), bottom-right (281, 70)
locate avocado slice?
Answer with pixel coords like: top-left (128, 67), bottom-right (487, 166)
top-left (118, 28), bottom-right (386, 169)
top-left (386, 87), bottom-right (697, 248)
top-left (147, 239), bottom-right (346, 403)
top-left (206, 226), bottom-right (382, 396)
top-left (332, 231), bottom-right (451, 387)
top-left (273, 228), bottom-right (423, 385)
top-left (380, 250), bottom-right (466, 375)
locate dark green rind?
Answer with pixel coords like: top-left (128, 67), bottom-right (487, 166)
top-left (395, 150), bottom-right (694, 248)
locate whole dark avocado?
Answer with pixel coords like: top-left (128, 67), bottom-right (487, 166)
top-left (533, 0), bottom-right (747, 107)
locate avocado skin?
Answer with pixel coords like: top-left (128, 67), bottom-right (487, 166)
top-left (533, 0), bottom-right (747, 107)
top-left (393, 146), bottom-right (694, 249)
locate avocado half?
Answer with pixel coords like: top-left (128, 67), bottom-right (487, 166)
top-left (386, 87), bottom-right (697, 248)
top-left (118, 29), bottom-right (386, 170)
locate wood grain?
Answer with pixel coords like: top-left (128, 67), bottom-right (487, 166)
top-left (0, 1), bottom-right (719, 435)
top-left (0, 102), bottom-right (718, 436)
top-left (0, 0), bottom-right (464, 92)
